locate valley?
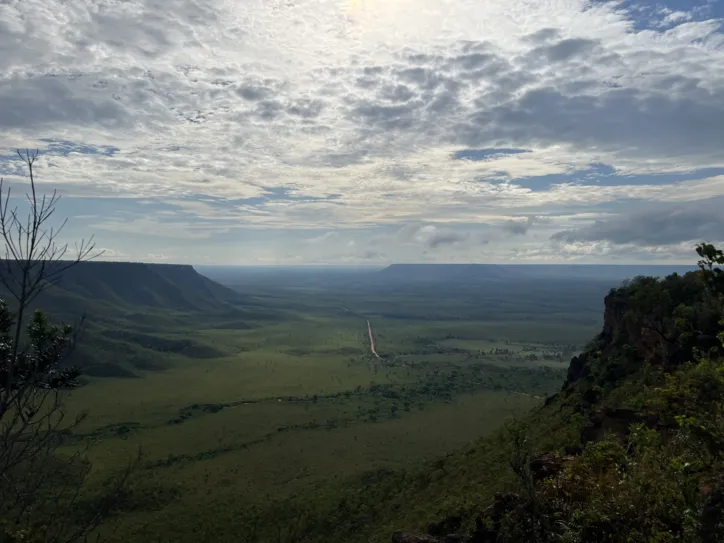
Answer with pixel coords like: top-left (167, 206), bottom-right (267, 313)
top-left (29, 261), bottom-right (674, 541)
top-left (4, 3), bottom-right (721, 541)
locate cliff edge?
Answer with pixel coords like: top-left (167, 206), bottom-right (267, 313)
top-left (392, 245), bottom-right (724, 543)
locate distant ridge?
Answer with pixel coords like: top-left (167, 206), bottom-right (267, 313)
top-left (378, 263), bottom-right (697, 282)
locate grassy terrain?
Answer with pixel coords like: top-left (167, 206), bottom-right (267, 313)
top-left (51, 275), bottom-right (611, 542)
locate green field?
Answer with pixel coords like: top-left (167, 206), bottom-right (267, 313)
top-left (49, 275), bottom-right (608, 542)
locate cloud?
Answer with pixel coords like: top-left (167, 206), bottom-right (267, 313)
top-left (532, 38), bottom-right (599, 63)
top-left (0, 76), bottom-right (129, 129)
top-left (362, 250), bottom-right (386, 261)
top-left (0, 0), bottom-right (723, 263)
top-left (95, 247), bottom-right (130, 260)
top-left (396, 223), bottom-right (471, 249)
top-left (661, 11), bottom-right (693, 26)
top-left (427, 231), bottom-right (467, 249)
top-left (552, 198), bottom-right (724, 246)
top-left (146, 253), bottom-right (170, 262)
top-left (305, 231), bottom-right (341, 244)
top-left (502, 216), bottom-right (540, 236)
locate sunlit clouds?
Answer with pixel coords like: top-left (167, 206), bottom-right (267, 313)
top-left (0, 0), bottom-right (723, 264)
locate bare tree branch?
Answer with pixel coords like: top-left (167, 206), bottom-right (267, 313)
top-left (0, 150), bottom-right (123, 543)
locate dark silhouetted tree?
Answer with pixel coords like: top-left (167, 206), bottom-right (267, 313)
top-left (0, 150), bottom-right (132, 542)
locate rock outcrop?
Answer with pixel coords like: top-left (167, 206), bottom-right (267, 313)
top-left (393, 264), bottom-right (724, 543)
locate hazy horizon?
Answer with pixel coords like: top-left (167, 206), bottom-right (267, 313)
top-left (193, 262), bottom-right (698, 269)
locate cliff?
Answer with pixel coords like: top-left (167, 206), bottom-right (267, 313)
top-left (388, 254), bottom-right (724, 543)
top-left (248, 248), bottom-right (724, 543)
top-left (0, 261), bottom-right (248, 378)
top-left (561, 271), bottom-right (721, 402)
top-left (54, 261), bottom-right (242, 310)
top-left (0, 260), bottom-right (244, 318)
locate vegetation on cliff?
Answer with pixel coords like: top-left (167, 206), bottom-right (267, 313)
top-left (385, 243), bottom-right (724, 543)
top-left (220, 244), bottom-right (724, 543)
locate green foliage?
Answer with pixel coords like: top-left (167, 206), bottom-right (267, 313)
top-left (648, 358), bottom-right (724, 463)
top-left (696, 243), bottom-right (724, 274)
top-left (44, 243), bottom-right (724, 543)
top-left (470, 353), bottom-right (722, 543)
top-left (57, 287), bottom-right (582, 542)
top-left (0, 303), bottom-right (99, 542)
top-left (468, 244), bottom-right (724, 543)
top-left (0, 303), bottom-right (80, 394)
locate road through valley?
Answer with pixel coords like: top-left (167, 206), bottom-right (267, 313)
top-left (367, 320), bottom-right (380, 359)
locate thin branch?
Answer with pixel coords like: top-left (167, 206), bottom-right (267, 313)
top-left (0, 150), bottom-right (123, 542)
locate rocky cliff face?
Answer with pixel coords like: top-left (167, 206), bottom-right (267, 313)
top-left (601, 290), bottom-right (629, 342)
top-left (393, 266), bottom-right (724, 543)
top-left (559, 288), bottom-right (633, 392)
top-left (561, 272), bottom-right (720, 396)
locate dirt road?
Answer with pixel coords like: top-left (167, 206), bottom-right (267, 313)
top-left (367, 320), bottom-right (380, 359)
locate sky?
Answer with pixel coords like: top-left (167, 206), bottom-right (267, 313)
top-left (0, 0), bottom-right (723, 266)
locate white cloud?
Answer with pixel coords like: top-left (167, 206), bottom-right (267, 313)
top-left (96, 247), bottom-right (130, 260)
top-left (0, 0), bottom-right (723, 263)
top-left (661, 11), bottom-right (693, 26)
top-left (552, 197), bottom-right (724, 247)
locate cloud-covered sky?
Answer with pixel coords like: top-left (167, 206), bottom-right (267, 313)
top-left (1, 0), bottom-right (723, 265)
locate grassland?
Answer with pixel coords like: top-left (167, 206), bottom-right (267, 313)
top-left (53, 275), bottom-right (608, 541)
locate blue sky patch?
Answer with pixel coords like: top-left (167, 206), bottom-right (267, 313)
top-left (607, 0), bottom-right (724, 31)
top-left (231, 187), bottom-right (344, 207)
top-left (452, 148), bottom-right (530, 161)
top-left (510, 165), bottom-right (724, 191)
top-left (38, 139), bottom-right (120, 157)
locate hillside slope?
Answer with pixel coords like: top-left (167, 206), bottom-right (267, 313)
top-left (237, 245), bottom-right (724, 543)
top-left (0, 261), bottom-right (256, 379)
top-left (51, 261), bottom-right (243, 312)
top-left (0, 261), bottom-right (245, 319)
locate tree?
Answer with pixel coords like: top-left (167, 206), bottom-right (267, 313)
top-left (0, 150), bottom-right (130, 542)
top-left (695, 243), bottom-right (724, 350)
top-left (696, 243), bottom-right (724, 274)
